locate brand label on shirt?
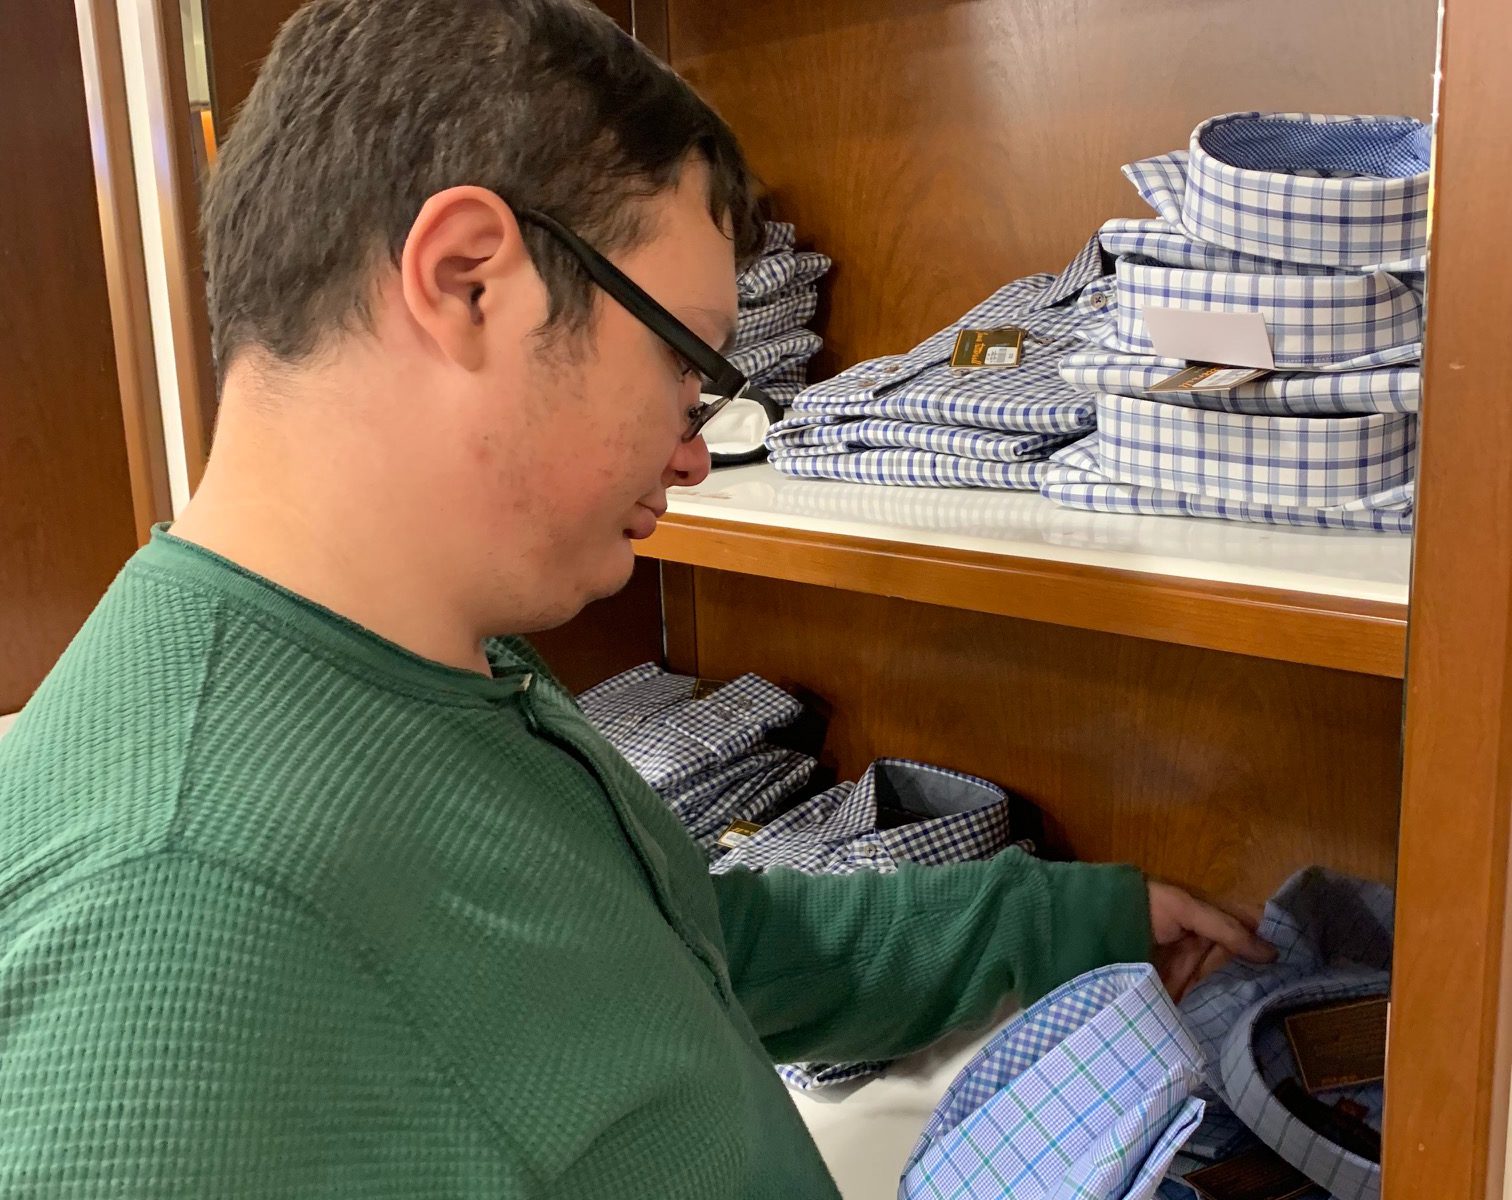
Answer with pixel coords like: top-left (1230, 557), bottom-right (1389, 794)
top-left (950, 327), bottom-right (1025, 370)
top-left (716, 820), bottom-right (765, 849)
top-left (1149, 364), bottom-right (1274, 393)
top-left (1284, 995), bottom-right (1389, 1093)
top-left (1184, 1145), bottom-right (1314, 1200)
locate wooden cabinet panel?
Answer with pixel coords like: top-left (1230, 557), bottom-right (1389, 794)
top-left (0, 2), bottom-right (139, 712)
top-left (669, 0), bottom-right (1437, 374)
top-left (685, 568), bottom-right (1402, 908)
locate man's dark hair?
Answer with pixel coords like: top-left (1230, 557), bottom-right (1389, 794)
top-left (202, 0), bottom-right (762, 383)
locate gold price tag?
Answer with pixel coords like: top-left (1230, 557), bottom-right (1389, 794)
top-left (950, 327), bottom-right (1026, 370)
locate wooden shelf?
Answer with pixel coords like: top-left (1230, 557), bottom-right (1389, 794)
top-left (634, 464), bottom-right (1411, 678)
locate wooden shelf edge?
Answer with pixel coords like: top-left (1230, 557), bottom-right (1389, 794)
top-left (636, 515), bottom-right (1408, 678)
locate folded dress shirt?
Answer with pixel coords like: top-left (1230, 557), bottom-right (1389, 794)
top-left (731, 220), bottom-right (832, 405)
top-left (900, 964), bottom-right (1206, 1200)
top-left (1041, 435), bottom-right (1414, 534)
top-left (1057, 351), bottom-right (1419, 417)
top-left (1088, 395), bottom-right (1416, 509)
top-left (576, 664), bottom-right (816, 851)
top-left (1163, 868), bottom-right (1394, 1200)
top-left (714, 758), bottom-right (1037, 1089)
top-left (1091, 256), bottom-right (1422, 372)
top-left (1166, 112), bottom-right (1431, 270)
top-left (767, 237), bottom-right (1108, 489)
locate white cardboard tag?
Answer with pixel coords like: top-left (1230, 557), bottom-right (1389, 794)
top-left (1142, 307), bottom-right (1276, 370)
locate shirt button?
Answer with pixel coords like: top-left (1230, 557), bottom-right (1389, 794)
top-left (516, 673), bottom-right (534, 694)
top-left (1087, 291), bottom-right (1109, 310)
top-left (879, 365), bottom-right (898, 375)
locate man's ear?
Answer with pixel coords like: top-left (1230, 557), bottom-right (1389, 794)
top-left (399, 186), bottom-right (537, 371)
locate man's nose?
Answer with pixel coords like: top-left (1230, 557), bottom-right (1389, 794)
top-left (665, 432), bottom-right (711, 489)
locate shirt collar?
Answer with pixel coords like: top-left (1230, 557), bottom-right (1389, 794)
top-left (1030, 233), bottom-right (1110, 311)
top-left (1123, 112), bottom-right (1431, 271)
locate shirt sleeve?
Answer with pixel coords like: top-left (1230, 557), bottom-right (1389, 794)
top-left (0, 852), bottom-right (515, 1198)
top-left (710, 850), bottom-right (1152, 1066)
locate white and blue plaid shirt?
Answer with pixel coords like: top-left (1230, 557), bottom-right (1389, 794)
top-left (732, 221), bottom-right (831, 403)
top-left (766, 237), bottom-right (1110, 489)
top-left (1089, 254), bottom-right (1422, 372)
top-left (1168, 869), bottom-right (1393, 1200)
top-left (900, 964), bottom-right (1206, 1200)
top-left (710, 758), bottom-right (1029, 879)
top-left (1169, 112), bottom-right (1430, 270)
top-left (1041, 435), bottom-right (1414, 534)
top-left (576, 664), bottom-right (816, 851)
top-left (1059, 351), bottom-right (1419, 417)
top-left (1087, 394), bottom-right (1416, 510)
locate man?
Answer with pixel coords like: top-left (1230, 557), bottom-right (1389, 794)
top-left (0, 1), bottom-right (1270, 1195)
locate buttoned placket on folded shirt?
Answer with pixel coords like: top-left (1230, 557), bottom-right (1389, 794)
top-left (900, 964), bottom-right (1207, 1200)
top-left (666, 746), bottom-right (816, 853)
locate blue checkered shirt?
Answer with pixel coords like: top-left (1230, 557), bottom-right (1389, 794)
top-left (576, 664), bottom-right (815, 850)
top-left (1088, 394), bottom-right (1415, 509)
top-left (767, 449), bottom-right (1055, 490)
top-left (711, 758), bottom-right (1027, 879)
top-left (714, 758), bottom-right (1036, 1091)
top-left (736, 287), bottom-right (821, 350)
top-left (1174, 869), bottom-right (1393, 1200)
top-left (900, 964), bottom-right (1206, 1200)
top-left (729, 330), bottom-right (825, 391)
top-left (770, 418), bottom-right (1075, 464)
top-left (1088, 255), bottom-right (1421, 372)
top-left (1127, 113), bottom-right (1430, 271)
top-left (767, 237), bottom-right (1110, 489)
top-left (733, 221), bottom-right (830, 402)
top-left (1040, 435), bottom-right (1414, 533)
top-left (1059, 351), bottom-right (1419, 416)
top-left (738, 222), bottom-right (831, 303)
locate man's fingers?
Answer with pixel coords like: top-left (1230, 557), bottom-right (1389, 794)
top-left (1179, 893), bottom-right (1276, 963)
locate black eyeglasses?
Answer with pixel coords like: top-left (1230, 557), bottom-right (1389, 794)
top-left (514, 208), bottom-right (746, 442)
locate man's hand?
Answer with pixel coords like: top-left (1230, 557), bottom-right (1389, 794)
top-left (1147, 880), bottom-right (1276, 1002)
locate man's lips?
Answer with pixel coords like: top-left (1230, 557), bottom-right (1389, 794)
top-left (626, 502), bottom-right (666, 540)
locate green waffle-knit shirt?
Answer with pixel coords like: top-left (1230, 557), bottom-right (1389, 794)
top-left (0, 529), bottom-right (1152, 1198)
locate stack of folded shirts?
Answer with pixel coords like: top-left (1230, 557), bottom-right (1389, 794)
top-left (1041, 111), bottom-right (1428, 533)
top-left (731, 221), bottom-right (832, 405)
top-left (765, 238), bottom-right (1109, 489)
top-left (576, 664), bottom-right (816, 855)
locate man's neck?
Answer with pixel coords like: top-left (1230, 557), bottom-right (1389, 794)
top-left (170, 399), bottom-right (494, 676)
